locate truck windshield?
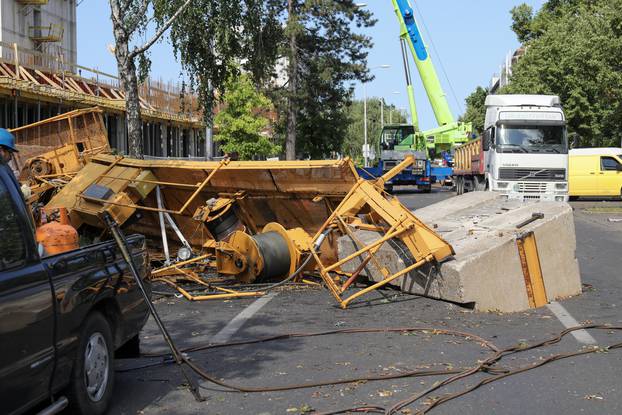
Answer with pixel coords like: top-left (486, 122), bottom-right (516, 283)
top-left (497, 125), bottom-right (567, 154)
top-left (381, 126), bottom-right (415, 150)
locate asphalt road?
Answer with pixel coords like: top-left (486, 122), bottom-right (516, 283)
top-left (108, 188), bottom-right (622, 415)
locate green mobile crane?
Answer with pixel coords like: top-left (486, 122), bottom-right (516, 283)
top-left (387, 0), bottom-right (472, 158)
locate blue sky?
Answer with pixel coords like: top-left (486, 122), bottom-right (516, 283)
top-left (77, 1), bottom-right (546, 129)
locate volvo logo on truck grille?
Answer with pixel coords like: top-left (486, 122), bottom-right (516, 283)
top-left (499, 168), bottom-right (566, 181)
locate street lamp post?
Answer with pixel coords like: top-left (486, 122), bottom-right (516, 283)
top-left (380, 98), bottom-right (384, 129)
top-left (363, 64), bottom-right (390, 167)
top-left (363, 82), bottom-right (368, 166)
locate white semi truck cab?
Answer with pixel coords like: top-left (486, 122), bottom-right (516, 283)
top-left (481, 95), bottom-right (569, 202)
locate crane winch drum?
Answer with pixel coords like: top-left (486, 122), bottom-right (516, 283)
top-left (225, 223), bottom-right (301, 284)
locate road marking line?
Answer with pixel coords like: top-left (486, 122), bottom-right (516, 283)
top-left (546, 301), bottom-right (598, 345)
top-left (210, 292), bottom-right (278, 344)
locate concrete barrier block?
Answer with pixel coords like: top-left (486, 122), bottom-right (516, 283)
top-left (337, 192), bottom-right (582, 312)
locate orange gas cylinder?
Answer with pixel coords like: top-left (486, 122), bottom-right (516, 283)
top-left (36, 208), bottom-right (79, 255)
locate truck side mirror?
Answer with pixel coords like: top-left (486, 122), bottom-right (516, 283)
top-left (617, 164), bottom-right (622, 172)
top-left (482, 129), bottom-right (491, 151)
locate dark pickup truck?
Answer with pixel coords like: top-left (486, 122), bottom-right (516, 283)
top-left (0, 160), bottom-right (151, 415)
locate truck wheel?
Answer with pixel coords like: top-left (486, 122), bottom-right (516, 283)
top-left (420, 184), bottom-right (432, 193)
top-left (456, 177), bottom-right (463, 195)
top-left (474, 176), bottom-right (486, 191)
top-left (67, 312), bottom-right (114, 415)
top-left (463, 178), bottom-right (472, 193)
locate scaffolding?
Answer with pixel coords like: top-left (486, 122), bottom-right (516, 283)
top-left (0, 41), bottom-right (202, 127)
top-left (28, 24), bottom-right (65, 43)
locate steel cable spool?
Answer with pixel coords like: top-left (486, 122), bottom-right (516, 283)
top-left (252, 231), bottom-right (291, 282)
top-left (206, 205), bottom-right (242, 241)
top-left (227, 222), bottom-right (299, 284)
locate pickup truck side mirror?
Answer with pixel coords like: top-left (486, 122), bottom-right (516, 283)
top-left (617, 164), bottom-right (622, 172)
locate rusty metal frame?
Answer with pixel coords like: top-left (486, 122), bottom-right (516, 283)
top-left (154, 277), bottom-right (265, 301)
top-left (308, 165), bottom-right (454, 308)
top-left (77, 159), bottom-right (230, 216)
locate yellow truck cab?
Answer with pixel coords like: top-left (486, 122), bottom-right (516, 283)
top-left (569, 148), bottom-right (622, 198)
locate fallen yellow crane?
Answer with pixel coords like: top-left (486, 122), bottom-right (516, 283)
top-left (45, 154), bottom-right (453, 308)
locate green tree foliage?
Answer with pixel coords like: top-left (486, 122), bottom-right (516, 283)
top-left (459, 86), bottom-right (488, 135)
top-left (342, 100), bottom-right (407, 163)
top-left (157, 1), bottom-right (375, 160)
top-left (505, 0), bottom-right (622, 147)
top-left (214, 74), bottom-right (279, 160)
top-left (155, 1), bottom-right (281, 127)
top-left (510, 4), bottom-right (535, 43)
top-left (276, 1), bottom-right (377, 159)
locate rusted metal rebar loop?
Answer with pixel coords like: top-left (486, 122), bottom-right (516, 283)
top-left (316, 325), bottom-right (622, 415)
top-left (132, 324), bottom-right (621, 412)
top-left (177, 326), bottom-right (499, 393)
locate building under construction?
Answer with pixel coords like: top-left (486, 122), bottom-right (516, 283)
top-left (0, 0), bottom-right (206, 158)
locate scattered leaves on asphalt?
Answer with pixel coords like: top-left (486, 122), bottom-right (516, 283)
top-left (584, 394), bottom-right (604, 400)
top-left (287, 404), bottom-right (314, 413)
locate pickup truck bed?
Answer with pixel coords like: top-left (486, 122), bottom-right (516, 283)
top-left (0, 160), bottom-right (151, 415)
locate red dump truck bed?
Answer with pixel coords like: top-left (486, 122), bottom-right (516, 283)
top-left (453, 137), bottom-right (485, 176)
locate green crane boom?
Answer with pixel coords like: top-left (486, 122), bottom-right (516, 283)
top-left (392, 0), bottom-right (454, 127)
top-left (389, 0), bottom-right (472, 155)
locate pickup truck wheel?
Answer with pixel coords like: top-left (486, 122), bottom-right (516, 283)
top-left (67, 312), bottom-right (114, 415)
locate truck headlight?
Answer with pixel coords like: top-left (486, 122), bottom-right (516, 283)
top-left (555, 183), bottom-right (567, 190)
top-left (496, 182), bottom-right (509, 189)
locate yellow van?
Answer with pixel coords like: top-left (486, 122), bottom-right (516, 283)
top-left (569, 148), bottom-right (622, 198)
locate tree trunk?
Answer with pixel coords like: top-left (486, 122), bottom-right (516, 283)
top-left (285, 0), bottom-right (297, 161)
top-left (119, 59), bottom-right (143, 158)
top-left (110, 1), bottom-right (144, 159)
